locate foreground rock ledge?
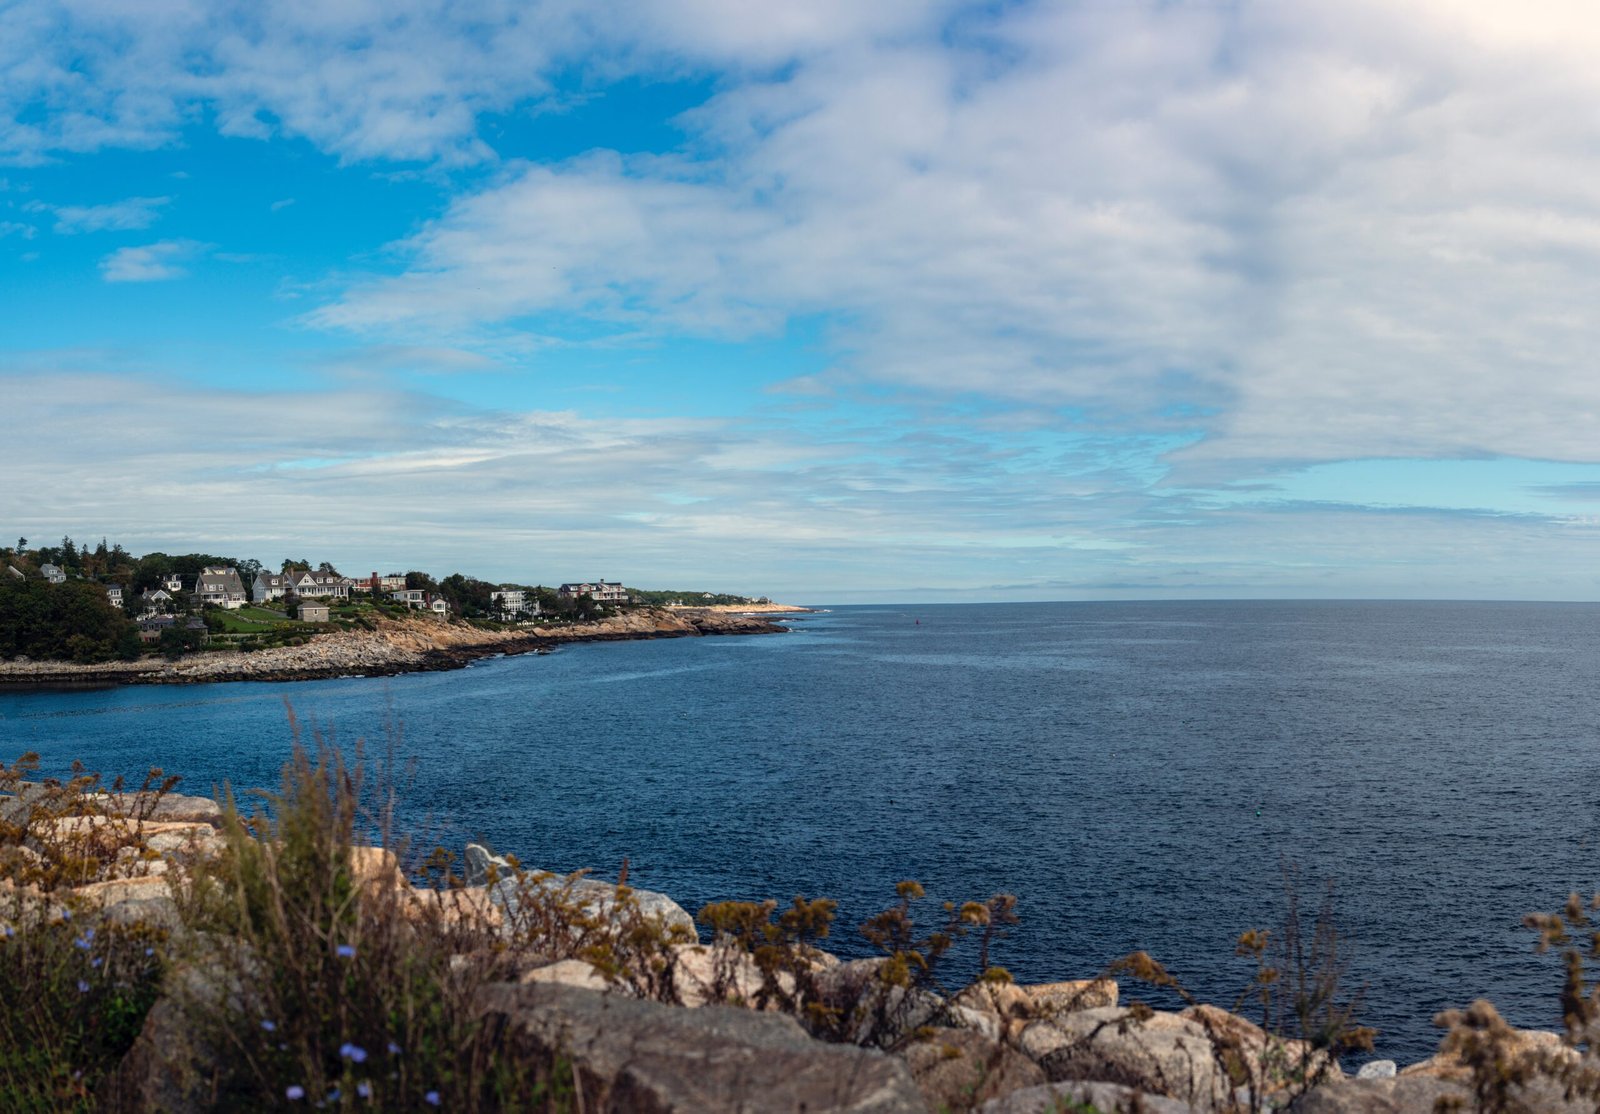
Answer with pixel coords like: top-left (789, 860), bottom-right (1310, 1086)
top-left (12, 786), bottom-right (1588, 1114)
top-left (477, 982), bottom-right (926, 1113)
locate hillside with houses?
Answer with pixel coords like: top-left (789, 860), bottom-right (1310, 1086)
top-left (0, 536), bottom-right (785, 667)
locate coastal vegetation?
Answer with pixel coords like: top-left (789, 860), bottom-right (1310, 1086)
top-left (4, 729), bottom-right (1596, 1111)
top-left (0, 576), bottom-right (140, 664)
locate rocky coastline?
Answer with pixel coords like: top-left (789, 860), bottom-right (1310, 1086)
top-left (11, 785), bottom-right (1581, 1113)
top-left (0, 606), bottom-right (792, 688)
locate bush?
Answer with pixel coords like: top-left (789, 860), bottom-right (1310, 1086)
top-left (172, 732), bottom-right (565, 1110)
top-left (0, 755), bottom-right (175, 1108)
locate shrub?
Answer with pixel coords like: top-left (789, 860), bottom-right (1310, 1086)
top-left (172, 731), bottom-right (566, 1111)
top-left (0, 754), bottom-right (175, 1109)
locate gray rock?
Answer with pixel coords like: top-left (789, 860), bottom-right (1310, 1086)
top-left (1290, 1075), bottom-right (1472, 1113)
top-left (980, 1080), bottom-right (1201, 1113)
top-left (811, 957), bottom-right (961, 1047)
top-left (464, 841), bottom-right (513, 885)
top-left (900, 1028), bottom-right (1046, 1112)
top-left (1018, 1007), bottom-right (1230, 1111)
top-left (470, 844), bottom-right (697, 939)
top-left (143, 793), bottom-right (224, 827)
top-left (476, 981), bottom-right (927, 1112)
top-left (1355, 1060), bottom-right (1396, 1080)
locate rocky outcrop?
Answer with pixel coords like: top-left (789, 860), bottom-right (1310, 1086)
top-left (475, 981), bottom-right (928, 1113)
top-left (1019, 1007), bottom-right (1231, 1111)
top-left (900, 1029), bottom-right (1046, 1112)
top-left (465, 842), bottom-right (699, 940)
top-left (23, 778), bottom-right (1550, 1114)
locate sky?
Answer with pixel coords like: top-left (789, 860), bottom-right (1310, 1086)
top-left (4, 0), bottom-right (1600, 602)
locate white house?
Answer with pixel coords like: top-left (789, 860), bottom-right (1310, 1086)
top-left (137, 588), bottom-right (174, 616)
top-left (105, 583), bottom-right (124, 609)
top-left (429, 596), bottom-right (449, 616)
top-left (287, 572), bottom-right (350, 600)
top-left (390, 588), bottom-right (426, 608)
top-left (252, 572), bottom-right (287, 602)
top-left (40, 563), bottom-right (66, 585)
top-left (489, 589), bottom-right (540, 620)
top-left (162, 572), bottom-right (184, 592)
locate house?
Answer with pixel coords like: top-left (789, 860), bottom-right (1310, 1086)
top-left (185, 615), bottom-right (210, 644)
top-left (194, 566), bottom-right (248, 609)
top-left (40, 563), bottom-right (66, 585)
top-left (137, 588), bottom-right (174, 616)
top-left (390, 588), bottom-right (426, 608)
top-left (137, 615), bottom-right (176, 644)
top-left (252, 572), bottom-right (287, 602)
top-left (286, 571), bottom-right (351, 600)
top-left (429, 596), bottom-right (449, 616)
top-left (162, 573), bottom-right (184, 592)
top-left (377, 573), bottom-right (407, 592)
top-left (558, 580), bottom-right (628, 604)
top-left (105, 583), bottom-right (124, 609)
top-left (489, 589), bottom-right (540, 620)
top-left (298, 602), bottom-right (330, 623)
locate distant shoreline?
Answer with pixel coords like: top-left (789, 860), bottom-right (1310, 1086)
top-left (0, 606), bottom-right (802, 690)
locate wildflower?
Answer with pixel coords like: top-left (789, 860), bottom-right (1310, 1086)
top-left (91, 956), bottom-right (102, 968)
top-left (144, 946), bottom-right (154, 956)
top-left (357, 1082), bottom-right (372, 1099)
top-left (387, 1041), bottom-right (402, 1055)
top-left (425, 1092), bottom-right (441, 1106)
top-left (261, 1020), bottom-right (277, 1032)
top-left (340, 1042), bottom-right (368, 1063)
top-left (336, 944), bottom-right (356, 959)
top-left (327, 1088), bottom-right (341, 1102)
top-left (61, 908), bottom-right (70, 920)
top-left (286, 1085), bottom-right (305, 1101)
top-left (77, 980), bottom-right (90, 993)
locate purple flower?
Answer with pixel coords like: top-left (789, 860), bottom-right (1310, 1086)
top-left (261, 1020), bottom-right (276, 1032)
top-left (77, 980), bottom-right (90, 993)
top-left (357, 1082), bottom-right (372, 1099)
top-left (340, 1043), bottom-right (367, 1063)
top-left (91, 957), bottom-right (102, 968)
top-left (386, 1041), bottom-right (402, 1056)
top-left (424, 1092), bottom-right (441, 1106)
top-left (335, 944), bottom-right (356, 959)
top-left (144, 946), bottom-right (154, 956)
top-left (286, 1085), bottom-right (305, 1101)
top-left (60, 908), bottom-right (71, 921)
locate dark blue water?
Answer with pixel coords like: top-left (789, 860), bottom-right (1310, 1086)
top-left (3, 601), bottom-right (1598, 1062)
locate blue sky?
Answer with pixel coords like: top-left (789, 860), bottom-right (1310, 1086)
top-left (5, 0), bottom-right (1600, 601)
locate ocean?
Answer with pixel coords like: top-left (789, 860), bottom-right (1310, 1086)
top-left (3, 600), bottom-right (1597, 1063)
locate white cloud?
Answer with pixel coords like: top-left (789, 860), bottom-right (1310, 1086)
top-left (300, 1), bottom-right (1600, 473)
top-left (99, 239), bottom-right (206, 282)
top-left (52, 195), bottom-right (170, 232)
top-left (6, 367), bottom-right (1600, 598)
